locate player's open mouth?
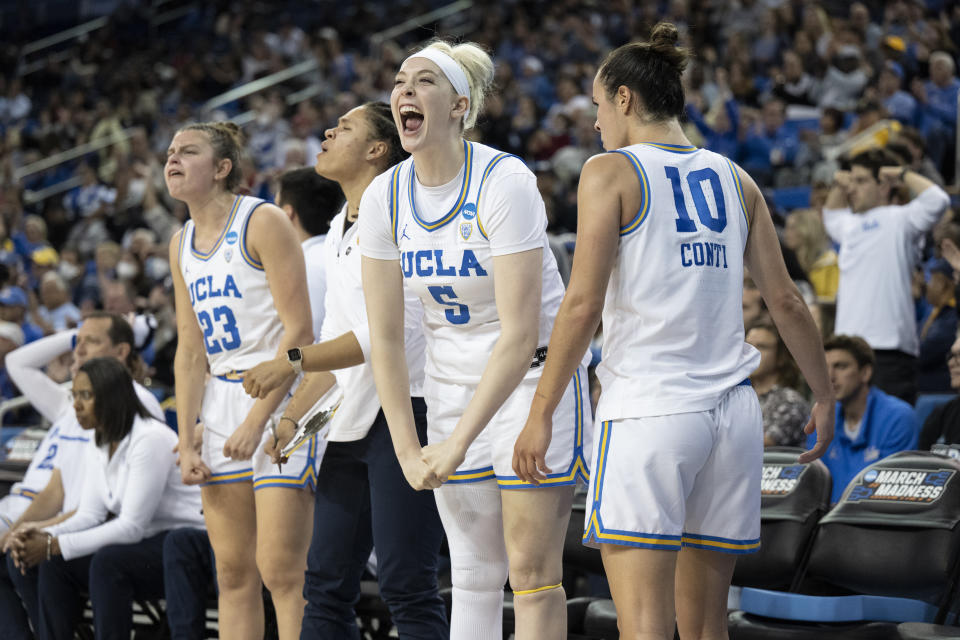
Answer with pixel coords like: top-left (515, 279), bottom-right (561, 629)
top-left (399, 105), bottom-right (424, 134)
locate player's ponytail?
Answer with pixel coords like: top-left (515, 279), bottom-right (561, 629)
top-left (597, 21), bottom-right (690, 123)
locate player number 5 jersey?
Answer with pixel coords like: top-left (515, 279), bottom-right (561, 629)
top-left (359, 141), bottom-right (566, 385)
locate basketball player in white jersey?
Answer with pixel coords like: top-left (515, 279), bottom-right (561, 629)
top-left (244, 101), bottom-right (449, 639)
top-left (360, 41), bottom-right (591, 640)
top-left (166, 122), bottom-right (315, 640)
top-left (513, 23), bottom-right (834, 640)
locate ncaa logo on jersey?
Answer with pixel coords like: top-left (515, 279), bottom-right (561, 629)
top-left (461, 203), bottom-right (477, 220)
top-left (225, 231), bottom-right (239, 245)
top-left (460, 222), bottom-right (472, 240)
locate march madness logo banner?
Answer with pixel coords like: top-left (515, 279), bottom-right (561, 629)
top-left (761, 464), bottom-right (806, 496)
top-left (846, 468), bottom-right (956, 503)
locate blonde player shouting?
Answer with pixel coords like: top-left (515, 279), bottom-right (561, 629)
top-left (360, 41), bottom-right (591, 640)
top-left (514, 23), bottom-right (834, 640)
top-left (243, 102), bottom-right (449, 639)
top-left (166, 122), bottom-right (315, 640)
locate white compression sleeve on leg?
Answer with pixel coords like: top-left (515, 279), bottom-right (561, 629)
top-left (435, 481), bottom-right (509, 640)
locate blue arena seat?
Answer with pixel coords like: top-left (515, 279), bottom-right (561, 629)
top-left (771, 186), bottom-right (812, 212)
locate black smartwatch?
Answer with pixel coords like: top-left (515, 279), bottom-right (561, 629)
top-left (287, 347), bottom-right (303, 374)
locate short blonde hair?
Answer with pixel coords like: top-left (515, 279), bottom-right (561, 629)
top-left (419, 40), bottom-right (494, 130)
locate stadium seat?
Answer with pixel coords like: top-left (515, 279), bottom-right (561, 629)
top-left (732, 451), bottom-right (960, 638)
top-left (733, 447), bottom-right (832, 591)
top-left (771, 186), bottom-right (812, 212)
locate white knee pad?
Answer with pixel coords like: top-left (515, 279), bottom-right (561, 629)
top-left (436, 482), bottom-right (509, 640)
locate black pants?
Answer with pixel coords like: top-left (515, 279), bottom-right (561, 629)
top-left (7, 531), bottom-right (168, 640)
top-left (0, 551), bottom-right (32, 640)
top-left (300, 398), bottom-right (448, 639)
top-left (163, 527), bottom-right (216, 640)
top-left (873, 349), bottom-right (918, 405)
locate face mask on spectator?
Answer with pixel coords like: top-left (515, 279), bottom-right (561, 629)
top-left (144, 256), bottom-right (170, 281)
top-left (117, 260), bottom-right (139, 280)
top-left (58, 261), bottom-right (81, 281)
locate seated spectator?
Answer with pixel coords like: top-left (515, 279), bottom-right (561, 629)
top-left (783, 208), bottom-right (839, 302)
top-left (0, 287), bottom-right (43, 344)
top-left (36, 272), bottom-right (82, 333)
top-left (685, 92), bottom-right (740, 159)
top-left (6, 357), bottom-right (203, 640)
top-left (824, 149), bottom-right (951, 404)
top-left (770, 49), bottom-right (820, 107)
top-left (918, 328), bottom-right (960, 449)
top-left (878, 61), bottom-right (918, 127)
top-left (913, 51), bottom-right (959, 171)
top-left (746, 322), bottom-right (811, 447)
top-left (740, 98), bottom-right (798, 186)
top-left (894, 127), bottom-right (947, 186)
top-left (811, 335), bottom-right (917, 503)
top-left (917, 259), bottom-right (957, 393)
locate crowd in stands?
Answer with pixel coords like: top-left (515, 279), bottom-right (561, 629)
top-left (0, 0), bottom-right (953, 636)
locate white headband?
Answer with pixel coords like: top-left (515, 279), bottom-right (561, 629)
top-left (406, 48), bottom-right (470, 123)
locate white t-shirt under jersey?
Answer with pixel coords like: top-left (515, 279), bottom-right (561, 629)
top-left (824, 185), bottom-right (950, 356)
top-left (302, 234), bottom-right (326, 343)
top-left (359, 140), bottom-right (569, 386)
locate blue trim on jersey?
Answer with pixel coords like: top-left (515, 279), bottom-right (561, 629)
top-left (611, 150), bottom-right (651, 236)
top-left (389, 164), bottom-right (403, 244)
top-left (497, 368), bottom-right (590, 489)
top-left (57, 435), bottom-right (90, 442)
top-left (409, 140), bottom-right (473, 232)
top-left (475, 152), bottom-right (521, 240)
top-left (725, 158), bottom-right (750, 232)
top-left (203, 469), bottom-right (254, 486)
top-left (239, 200), bottom-right (266, 270)
top-left (738, 378), bottom-right (752, 387)
top-left (446, 465), bottom-right (495, 484)
top-left (640, 142), bottom-right (699, 154)
top-left (189, 195), bottom-right (241, 260)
